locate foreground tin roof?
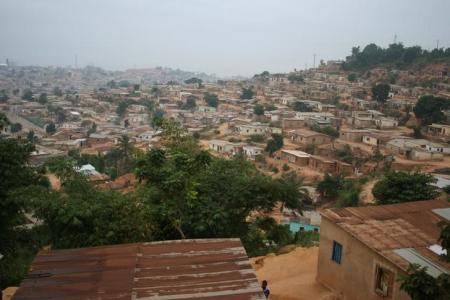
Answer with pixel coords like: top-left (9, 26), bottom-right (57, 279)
top-left (13, 239), bottom-right (264, 300)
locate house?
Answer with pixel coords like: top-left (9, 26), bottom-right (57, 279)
top-left (12, 239), bottom-right (264, 300)
top-left (386, 138), bottom-right (449, 160)
top-left (288, 129), bottom-right (333, 145)
top-left (243, 145), bottom-right (263, 160)
top-left (282, 118), bottom-right (306, 129)
top-left (317, 199), bottom-right (450, 300)
top-left (427, 123), bottom-right (450, 137)
top-left (374, 117), bottom-right (398, 129)
top-left (208, 139), bottom-right (243, 155)
top-left (308, 155), bottom-right (336, 173)
top-left (280, 149), bottom-right (311, 166)
top-left (340, 129), bottom-right (370, 142)
top-left (235, 123), bottom-right (269, 136)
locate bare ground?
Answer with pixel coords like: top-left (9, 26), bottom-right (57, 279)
top-left (251, 247), bottom-right (338, 300)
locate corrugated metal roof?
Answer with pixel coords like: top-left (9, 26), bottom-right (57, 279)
top-left (432, 208), bottom-right (450, 221)
top-left (13, 239), bottom-right (264, 300)
top-left (393, 248), bottom-right (449, 278)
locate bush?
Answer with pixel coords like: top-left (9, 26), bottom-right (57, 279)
top-left (282, 163), bottom-right (290, 171)
top-left (271, 166), bottom-right (279, 173)
top-left (248, 134), bottom-right (265, 143)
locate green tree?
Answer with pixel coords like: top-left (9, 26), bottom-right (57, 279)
top-left (317, 173), bottom-right (344, 200)
top-left (182, 95), bottom-right (197, 109)
top-left (184, 77), bottom-right (203, 86)
top-left (116, 101), bottom-right (128, 118)
top-left (0, 113), bottom-right (10, 131)
top-left (287, 74), bottom-right (304, 83)
top-left (399, 264), bottom-right (450, 300)
top-left (347, 73), bottom-right (357, 82)
top-left (26, 130), bottom-right (37, 143)
top-left (275, 171), bottom-right (310, 212)
top-left (0, 89), bottom-right (9, 102)
top-left (372, 171), bottom-right (439, 205)
top-left (0, 138), bottom-right (49, 287)
top-left (30, 172), bottom-right (152, 249)
top-left (265, 133), bottom-right (284, 155)
top-left (46, 123), bottom-right (56, 135)
top-left (151, 109), bottom-right (165, 128)
top-left (240, 87), bottom-right (254, 100)
top-left (372, 83), bottom-right (390, 103)
top-left (87, 122), bottom-right (97, 135)
top-left (10, 123), bottom-right (22, 133)
top-left (413, 95), bottom-right (450, 126)
top-left (52, 86), bottom-right (63, 96)
top-left (204, 93), bottom-right (219, 108)
top-left (293, 101), bottom-right (313, 112)
top-left (21, 89), bottom-right (33, 101)
top-left (253, 104), bottom-right (265, 116)
top-left (38, 93), bottom-right (48, 105)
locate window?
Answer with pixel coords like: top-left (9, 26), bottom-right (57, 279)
top-left (375, 265), bottom-right (394, 297)
top-left (331, 241), bottom-right (342, 264)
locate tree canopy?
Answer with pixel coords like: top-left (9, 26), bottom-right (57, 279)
top-left (265, 133), bottom-right (283, 155)
top-left (372, 83), bottom-right (390, 103)
top-left (413, 95), bottom-right (450, 126)
top-left (240, 87), bottom-right (254, 100)
top-left (253, 104), bottom-right (265, 116)
top-left (343, 43), bottom-right (450, 70)
top-left (204, 93), bottom-right (219, 108)
top-left (372, 171), bottom-right (439, 205)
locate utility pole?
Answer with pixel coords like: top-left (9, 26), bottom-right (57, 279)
top-left (313, 53), bottom-right (316, 69)
top-left (394, 34), bottom-right (397, 44)
top-left (436, 39), bottom-right (440, 49)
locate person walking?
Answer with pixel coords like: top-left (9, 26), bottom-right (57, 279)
top-left (261, 280), bottom-right (270, 299)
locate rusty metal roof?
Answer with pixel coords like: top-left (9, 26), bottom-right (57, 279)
top-left (321, 199), bottom-right (450, 273)
top-left (13, 239), bottom-right (265, 300)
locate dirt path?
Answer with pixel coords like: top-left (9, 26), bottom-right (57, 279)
top-left (250, 247), bottom-right (336, 300)
top-left (359, 179), bottom-right (377, 205)
top-left (46, 173), bottom-right (61, 191)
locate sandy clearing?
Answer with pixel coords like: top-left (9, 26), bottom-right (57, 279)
top-left (250, 247), bottom-right (337, 300)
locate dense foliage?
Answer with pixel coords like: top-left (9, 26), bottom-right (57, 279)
top-left (413, 95), bottom-right (450, 126)
top-left (204, 92), bottom-right (219, 108)
top-left (343, 43), bottom-right (450, 71)
top-left (240, 87), bottom-right (254, 100)
top-left (265, 133), bottom-right (284, 154)
top-left (399, 264), bottom-right (450, 300)
top-left (372, 83), bottom-right (390, 103)
top-left (372, 171), bottom-right (439, 205)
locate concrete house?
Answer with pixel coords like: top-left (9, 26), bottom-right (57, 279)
top-left (288, 129), bottom-right (333, 145)
top-left (427, 123), bottom-right (450, 137)
top-left (386, 138), bottom-right (449, 160)
top-left (243, 145), bottom-right (263, 160)
top-left (208, 139), bottom-right (243, 155)
top-left (280, 149), bottom-right (311, 166)
top-left (317, 199), bottom-right (450, 300)
top-left (340, 129), bottom-right (371, 142)
top-left (235, 123), bottom-right (269, 136)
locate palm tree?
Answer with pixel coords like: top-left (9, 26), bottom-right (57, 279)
top-left (276, 171), bottom-right (310, 213)
top-left (117, 135), bottom-right (134, 175)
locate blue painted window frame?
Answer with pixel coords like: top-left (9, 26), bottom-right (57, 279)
top-left (332, 241), bottom-right (342, 264)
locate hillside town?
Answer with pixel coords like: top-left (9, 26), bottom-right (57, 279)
top-left (1, 48), bottom-right (450, 299)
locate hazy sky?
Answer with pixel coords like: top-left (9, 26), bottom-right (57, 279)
top-left (1, 0), bottom-right (449, 76)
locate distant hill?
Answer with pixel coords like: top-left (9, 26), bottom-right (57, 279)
top-left (342, 43), bottom-right (450, 71)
